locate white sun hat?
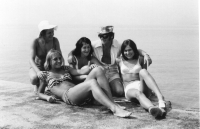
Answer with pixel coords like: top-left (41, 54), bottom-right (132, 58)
top-left (38, 20), bottom-right (57, 32)
top-left (98, 26), bottom-right (114, 35)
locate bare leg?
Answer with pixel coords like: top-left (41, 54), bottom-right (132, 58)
top-left (29, 68), bottom-right (39, 94)
top-left (85, 67), bottom-right (113, 100)
top-left (139, 69), bottom-right (165, 107)
top-left (110, 78), bottom-right (124, 97)
top-left (126, 89), bottom-right (154, 109)
top-left (126, 89), bottom-right (165, 118)
top-left (67, 79), bottom-right (131, 117)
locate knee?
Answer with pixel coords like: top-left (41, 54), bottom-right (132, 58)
top-left (139, 69), bottom-right (149, 77)
top-left (29, 75), bottom-right (39, 85)
top-left (92, 67), bottom-right (104, 75)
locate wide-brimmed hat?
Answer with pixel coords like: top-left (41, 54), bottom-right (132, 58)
top-left (98, 26), bottom-right (114, 35)
top-left (38, 20), bottom-right (57, 32)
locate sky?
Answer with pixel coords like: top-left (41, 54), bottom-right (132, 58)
top-left (0, 0), bottom-right (198, 27)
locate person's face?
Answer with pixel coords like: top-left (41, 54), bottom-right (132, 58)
top-left (45, 29), bottom-right (54, 40)
top-left (51, 53), bottom-right (62, 69)
top-left (99, 34), bottom-right (111, 45)
top-left (81, 42), bottom-right (91, 57)
top-left (124, 45), bottom-right (134, 60)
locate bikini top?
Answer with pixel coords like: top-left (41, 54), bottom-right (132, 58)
top-left (46, 70), bottom-right (72, 89)
top-left (120, 58), bottom-right (142, 75)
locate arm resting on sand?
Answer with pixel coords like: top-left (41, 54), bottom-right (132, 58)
top-left (37, 80), bottom-right (56, 103)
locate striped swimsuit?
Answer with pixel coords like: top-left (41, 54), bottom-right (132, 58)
top-left (46, 72), bottom-right (72, 89)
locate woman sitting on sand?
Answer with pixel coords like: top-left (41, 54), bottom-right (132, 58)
top-left (29, 20), bottom-right (62, 94)
top-left (117, 39), bottom-right (169, 119)
top-left (37, 49), bottom-right (131, 118)
top-left (68, 37), bottom-right (119, 105)
top-left (69, 37), bottom-right (104, 83)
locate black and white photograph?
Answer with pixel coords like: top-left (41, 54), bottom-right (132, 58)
top-left (0, 0), bottom-right (199, 128)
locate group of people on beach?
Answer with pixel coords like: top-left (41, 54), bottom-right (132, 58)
top-left (29, 20), bottom-right (170, 119)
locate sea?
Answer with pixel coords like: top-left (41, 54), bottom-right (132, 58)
top-left (0, 24), bottom-right (198, 110)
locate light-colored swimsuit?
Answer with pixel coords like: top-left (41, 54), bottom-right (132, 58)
top-left (119, 58), bottom-right (142, 99)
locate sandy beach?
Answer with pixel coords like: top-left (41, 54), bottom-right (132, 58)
top-left (0, 80), bottom-right (199, 129)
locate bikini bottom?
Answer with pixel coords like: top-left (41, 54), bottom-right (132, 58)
top-left (62, 88), bottom-right (92, 106)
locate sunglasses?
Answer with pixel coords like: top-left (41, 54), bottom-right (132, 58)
top-left (99, 34), bottom-right (109, 39)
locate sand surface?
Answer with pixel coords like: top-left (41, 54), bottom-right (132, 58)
top-left (0, 80), bottom-right (199, 129)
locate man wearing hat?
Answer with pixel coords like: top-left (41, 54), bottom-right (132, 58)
top-left (68, 26), bottom-right (152, 97)
top-left (92, 26), bottom-right (152, 97)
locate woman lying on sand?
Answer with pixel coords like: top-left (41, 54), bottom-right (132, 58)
top-left (117, 39), bottom-right (170, 119)
top-left (37, 49), bottom-right (132, 118)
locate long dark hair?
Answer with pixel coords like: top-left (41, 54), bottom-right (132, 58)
top-left (121, 39), bottom-right (139, 60)
top-left (73, 37), bottom-right (93, 60)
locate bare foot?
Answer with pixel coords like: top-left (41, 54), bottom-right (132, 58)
top-left (113, 106), bottom-right (132, 118)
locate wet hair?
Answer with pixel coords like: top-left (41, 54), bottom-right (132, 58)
top-left (121, 39), bottom-right (139, 60)
top-left (44, 49), bottom-right (65, 71)
top-left (73, 37), bottom-right (94, 60)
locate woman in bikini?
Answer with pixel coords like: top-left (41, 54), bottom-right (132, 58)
top-left (37, 49), bottom-right (132, 118)
top-left (117, 39), bottom-right (170, 119)
top-left (69, 37), bottom-right (120, 105)
top-left (29, 21), bottom-right (62, 94)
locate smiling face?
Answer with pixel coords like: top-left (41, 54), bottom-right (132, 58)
top-left (45, 29), bottom-right (54, 41)
top-left (124, 45), bottom-right (134, 60)
top-left (81, 42), bottom-right (91, 57)
top-left (51, 53), bottom-right (63, 69)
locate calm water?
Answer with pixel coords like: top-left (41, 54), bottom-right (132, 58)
top-left (0, 25), bottom-right (198, 109)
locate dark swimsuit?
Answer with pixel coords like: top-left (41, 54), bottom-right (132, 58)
top-left (34, 37), bottom-right (57, 70)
